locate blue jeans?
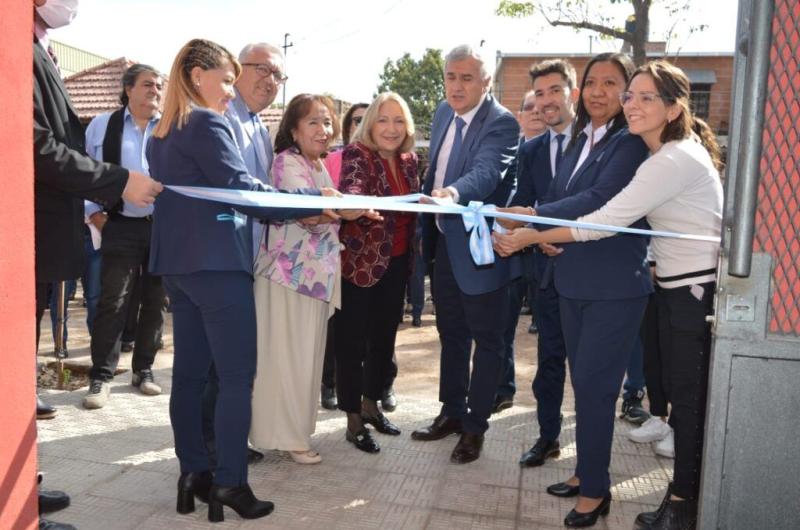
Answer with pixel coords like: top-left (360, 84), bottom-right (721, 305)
top-left (81, 233), bottom-right (102, 333)
top-left (623, 337), bottom-right (646, 400)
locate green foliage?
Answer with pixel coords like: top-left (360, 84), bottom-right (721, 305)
top-left (495, 0), bottom-right (535, 17)
top-left (376, 48), bottom-right (445, 139)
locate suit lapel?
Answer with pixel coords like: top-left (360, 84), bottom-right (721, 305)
top-left (428, 107), bottom-right (452, 174)
top-left (444, 95), bottom-right (493, 187)
top-left (566, 130), bottom-right (616, 191)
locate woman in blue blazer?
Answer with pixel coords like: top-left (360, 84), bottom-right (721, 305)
top-left (496, 53), bottom-right (651, 528)
top-left (147, 39), bottom-right (329, 523)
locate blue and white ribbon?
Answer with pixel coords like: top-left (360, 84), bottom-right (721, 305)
top-left (166, 185), bottom-right (721, 266)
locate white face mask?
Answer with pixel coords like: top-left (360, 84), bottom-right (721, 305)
top-left (36, 0), bottom-right (80, 29)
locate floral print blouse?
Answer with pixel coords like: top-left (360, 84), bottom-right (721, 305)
top-left (254, 148), bottom-right (341, 305)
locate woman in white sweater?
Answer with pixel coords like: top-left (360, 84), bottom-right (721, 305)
top-left (494, 60), bottom-right (723, 530)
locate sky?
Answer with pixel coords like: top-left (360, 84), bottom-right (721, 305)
top-left (53, 0), bottom-right (741, 105)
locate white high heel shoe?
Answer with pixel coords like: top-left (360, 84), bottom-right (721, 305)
top-left (288, 449), bottom-right (321, 464)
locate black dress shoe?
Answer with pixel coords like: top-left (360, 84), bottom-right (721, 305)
top-left (37, 397), bottom-right (56, 420)
top-left (381, 388), bottom-right (397, 412)
top-left (320, 385), bottom-right (337, 410)
top-left (39, 489), bottom-right (70, 514)
top-left (247, 448), bottom-right (264, 465)
top-left (491, 394), bottom-right (514, 414)
top-left (362, 411), bottom-right (401, 435)
top-left (546, 481), bottom-right (580, 497)
top-left (411, 414), bottom-right (462, 441)
top-left (39, 519), bottom-right (76, 530)
top-left (564, 493), bottom-right (611, 527)
top-left (450, 432), bottom-right (484, 464)
top-left (208, 483), bottom-right (274, 522)
top-left (176, 470), bottom-right (213, 514)
top-left (412, 315), bottom-right (422, 327)
top-left (519, 438), bottom-right (560, 467)
top-left (345, 427), bottom-right (380, 453)
top-left (528, 323), bottom-right (538, 334)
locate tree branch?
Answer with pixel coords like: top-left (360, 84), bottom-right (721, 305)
top-left (548, 19), bottom-right (631, 42)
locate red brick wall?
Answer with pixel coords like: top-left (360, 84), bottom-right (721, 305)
top-left (0, 3), bottom-right (39, 530)
top-left (495, 54), bottom-right (733, 133)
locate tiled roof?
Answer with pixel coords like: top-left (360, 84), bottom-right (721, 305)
top-left (64, 57), bottom-right (284, 132)
top-left (64, 57), bottom-right (138, 123)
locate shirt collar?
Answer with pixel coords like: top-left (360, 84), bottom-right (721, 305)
top-left (454, 92), bottom-right (487, 128)
top-left (123, 106), bottom-right (161, 128)
top-left (550, 123), bottom-right (573, 143)
top-left (582, 118), bottom-right (612, 146)
top-left (34, 21), bottom-right (50, 50)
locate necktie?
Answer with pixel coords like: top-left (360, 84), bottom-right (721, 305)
top-left (46, 44), bottom-right (61, 75)
top-left (554, 133), bottom-right (565, 174)
top-left (250, 114), bottom-right (267, 183)
top-left (444, 116), bottom-right (466, 184)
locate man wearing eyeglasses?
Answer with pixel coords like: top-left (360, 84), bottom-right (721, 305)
top-left (200, 42), bottom-right (288, 466)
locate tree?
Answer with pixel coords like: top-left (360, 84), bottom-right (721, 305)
top-left (376, 49), bottom-right (445, 139)
top-left (496, 0), bottom-right (705, 66)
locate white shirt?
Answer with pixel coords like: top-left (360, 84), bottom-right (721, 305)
top-left (567, 120), bottom-right (611, 188)
top-left (433, 93), bottom-right (488, 198)
top-left (571, 138), bottom-right (723, 288)
top-left (548, 123), bottom-right (573, 176)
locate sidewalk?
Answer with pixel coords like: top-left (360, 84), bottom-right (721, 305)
top-left (37, 300), bottom-right (671, 529)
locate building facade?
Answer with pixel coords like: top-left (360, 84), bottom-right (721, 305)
top-left (494, 51), bottom-right (734, 136)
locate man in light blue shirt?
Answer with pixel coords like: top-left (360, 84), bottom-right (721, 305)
top-left (201, 42), bottom-right (287, 466)
top-left (82, 64), bottom-right (167, 409)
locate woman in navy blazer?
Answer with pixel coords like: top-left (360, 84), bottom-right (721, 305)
top-left (147, 39), bottom-right (326, 523)
top-left (495, 53), bottom-right (651, 528)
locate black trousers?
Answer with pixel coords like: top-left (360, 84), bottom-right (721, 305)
top-left (335, 253), bottom-right (409, 413)
top-left (89, 215), bottom-right (166, 381)
top-left (656, 281), bottom-right (714, 500)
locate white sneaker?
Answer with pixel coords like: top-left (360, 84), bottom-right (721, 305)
top-left (83, 380), bottom-right (111, 409)
top-left (654, 430), bottom-right (675, 458)
top-left (132, 369), bottom-right (162, 396)
top-left (628, 417), bottom-right (672, 443)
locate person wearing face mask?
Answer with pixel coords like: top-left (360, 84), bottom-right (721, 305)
top-left (81, 64), bottom-right (168, 410)
top-left (334, 92), bottom-right (419, 453)
top-left (32, 1), bottom-right (162, 528)
top-left (249, 94), bottom-right (366, 464)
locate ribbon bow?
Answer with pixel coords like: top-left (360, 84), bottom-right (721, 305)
top-left (462, 201), bottom-right (496, 266)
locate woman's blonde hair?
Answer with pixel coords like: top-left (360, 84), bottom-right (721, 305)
top-left (153, 38), bottom-right (241, 138)
top-left (351, 92), bottom-right (416, 154)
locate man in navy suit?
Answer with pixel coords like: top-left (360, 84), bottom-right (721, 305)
top-left (503, 59), bottom-right (579, 468)
top-left (411, 44), bottom-right (519, 464)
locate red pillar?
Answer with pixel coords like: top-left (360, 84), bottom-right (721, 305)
top-left (0, 2), bottom-right (39, 529)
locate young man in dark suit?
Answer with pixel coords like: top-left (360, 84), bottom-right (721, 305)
top-left (412, 44), bottom-right (520, 464)
top-left (502, 59), bottom-right (579, 468)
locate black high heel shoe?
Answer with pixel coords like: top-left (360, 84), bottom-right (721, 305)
top-left (176, 470), bottom-right (213, 514)
top-left (564, 493), bottom-right (612, 528)
top-left (207, 484), bottom-right (274, 523)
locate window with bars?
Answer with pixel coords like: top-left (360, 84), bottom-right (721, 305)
top-left (690, 83), bottom-right (712, 120)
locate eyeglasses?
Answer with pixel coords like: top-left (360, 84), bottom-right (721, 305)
top-left (352, 116), bottom-right (363, 125)
top-left (241, 63), bottom-right (288, 85)
top-left (619, 91), bottom-right (672, 106)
